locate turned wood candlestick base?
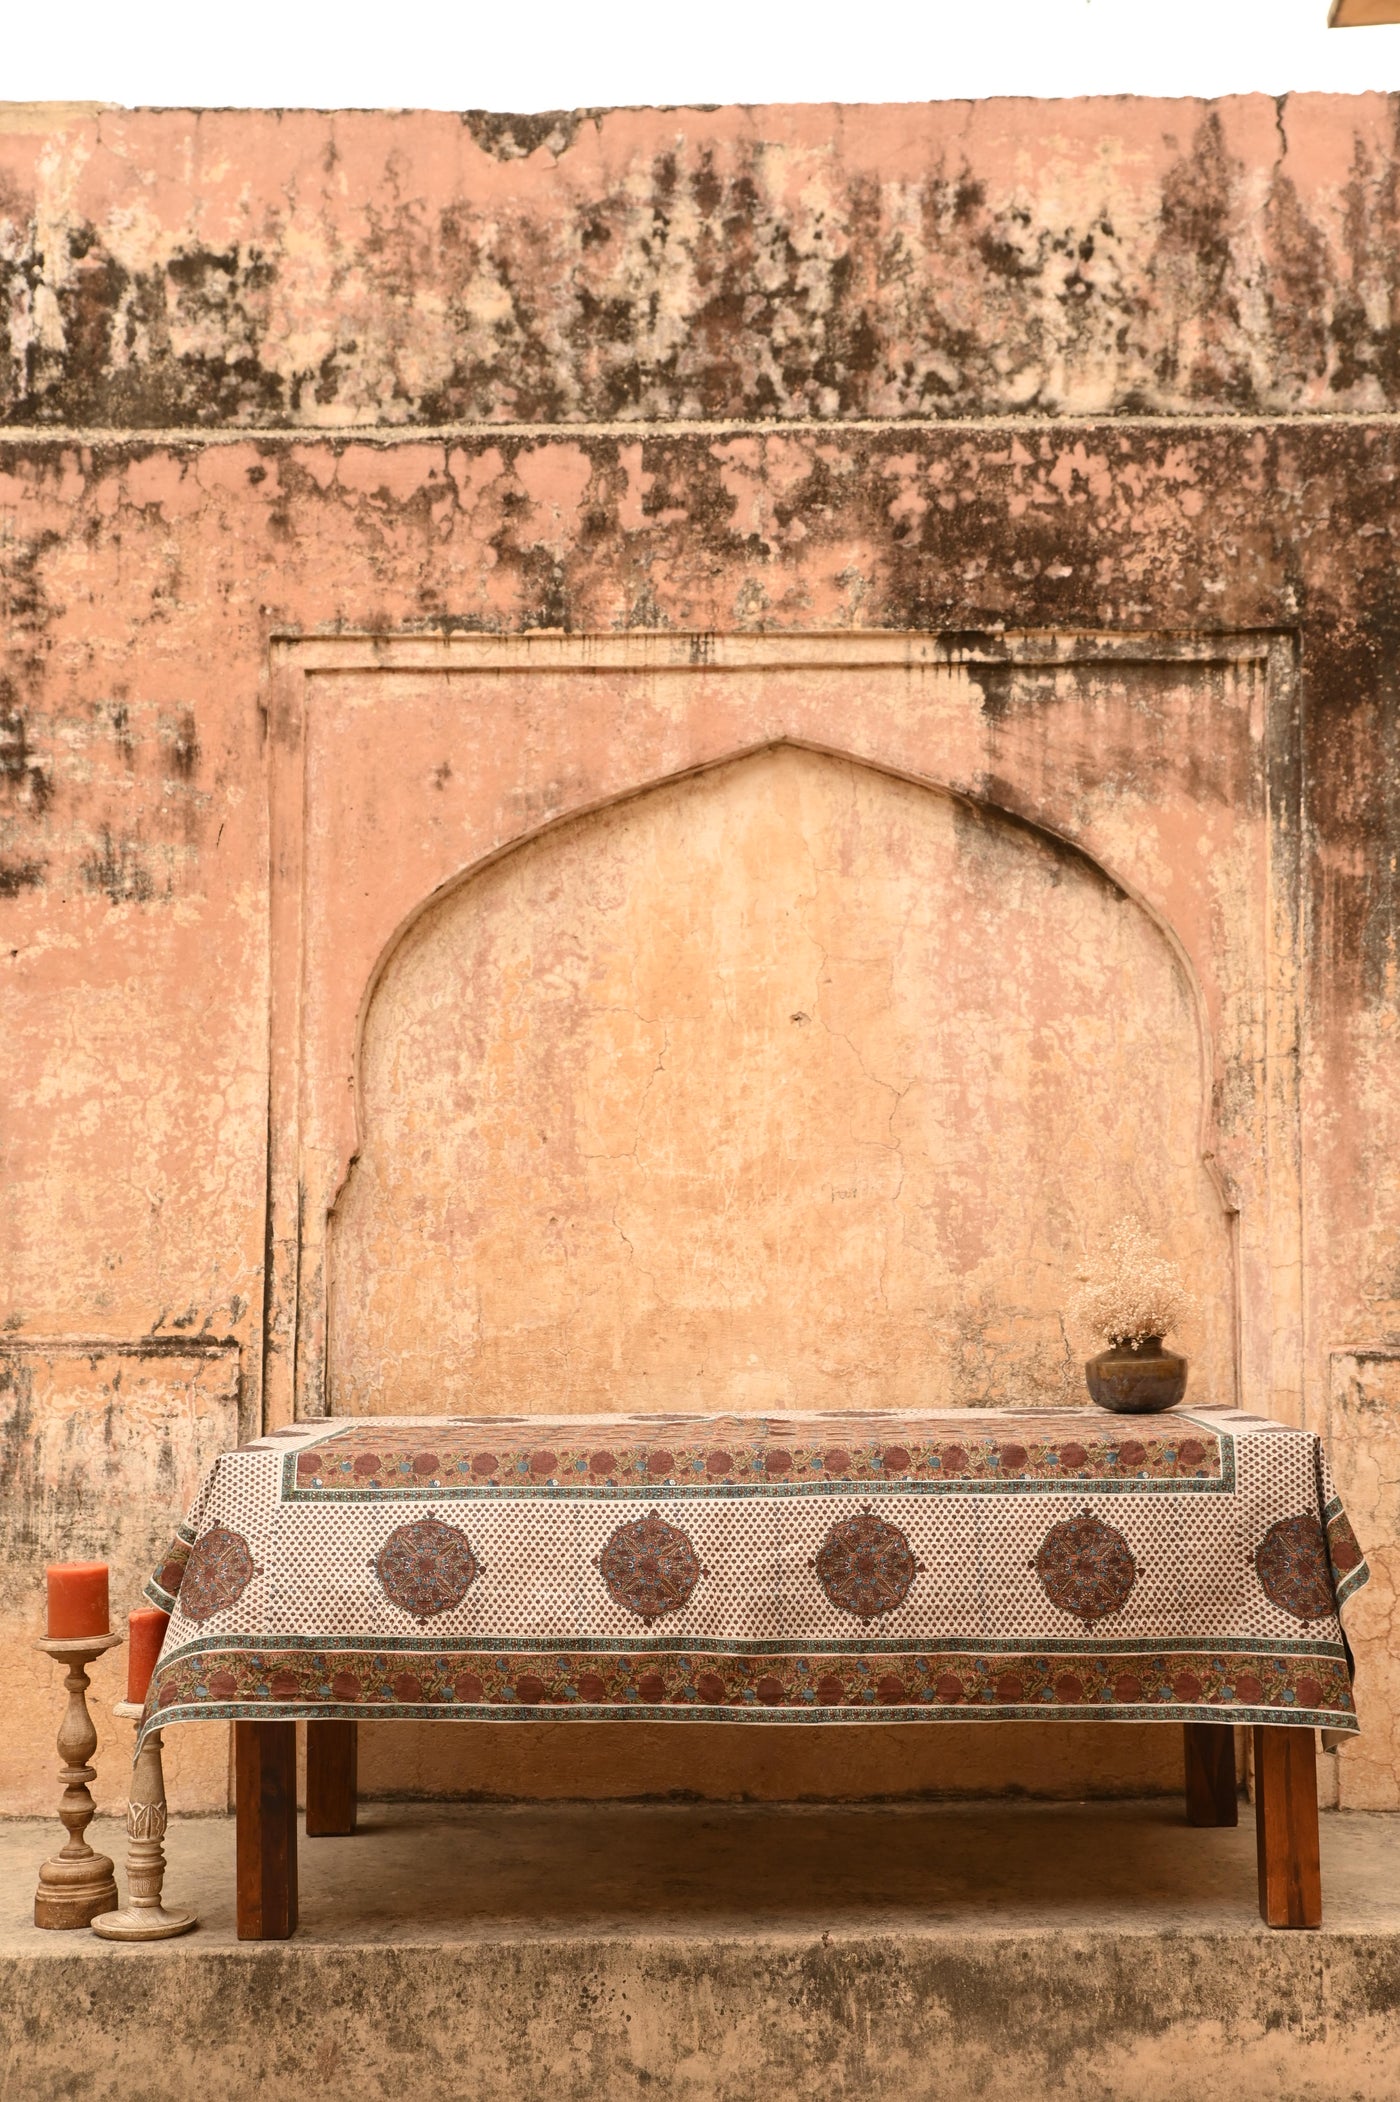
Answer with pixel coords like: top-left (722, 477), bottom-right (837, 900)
top-left (91, 1701), bottom-right (197, 1941)
top-left (34, 1634), bottom-right (122, 1930)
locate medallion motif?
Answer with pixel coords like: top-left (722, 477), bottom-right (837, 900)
top-left (1033, 1509), bottom-right (1136, 1626)
top-left (1325, 1510), bottom-right (1365, 1579)
top-left (811, 1508), bottom-right (923, 1620)
top-left (596, 1512), bottom-right (703, 1623)
top-left (152, 1534), bottom-right (193, 1601)
top-left (374, 1516), bottom-right (480, 1621)
top-left (1255, 1514), bottom-right (1335, 1622)
top-left (180, 1525), bottom-right (260, 1623)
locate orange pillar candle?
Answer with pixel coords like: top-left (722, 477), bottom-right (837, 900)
top-left (45, 1563), bottom-right (109, 1639)
top-left (126, 1609), bottom-right (169, 1704)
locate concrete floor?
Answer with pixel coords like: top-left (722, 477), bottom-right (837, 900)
top-left (3, 1800), bottom-right (1399, 2100)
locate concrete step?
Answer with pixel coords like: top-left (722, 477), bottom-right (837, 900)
top-left (2, 1800), bottom-right (1398, 2101)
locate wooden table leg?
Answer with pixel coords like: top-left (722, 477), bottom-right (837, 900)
top-left (235, 1721), bottom-right (298, 1940)
top-left (1183, 1722), bottom-right (1238, 1826)
top-left (1253, 1724), bottom-right (1322, 1929)
top-left (306, 1720), bottom-right (358, 1837)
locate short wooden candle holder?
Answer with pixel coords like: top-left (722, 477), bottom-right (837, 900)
top-left (33, 1634), bottom-right (122, 1930)
top-left (91, 1701), bottom-right (197, 1941)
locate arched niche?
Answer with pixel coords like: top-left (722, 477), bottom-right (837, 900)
top-left (327, 742), bottom-right (1232, 1416)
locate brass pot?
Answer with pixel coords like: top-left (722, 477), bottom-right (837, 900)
top-left (1085, 1336), bottom-right (1186, 1414)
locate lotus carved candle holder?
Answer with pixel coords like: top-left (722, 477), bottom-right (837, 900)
top-left (91, 1701), bottom-right (197, 1941)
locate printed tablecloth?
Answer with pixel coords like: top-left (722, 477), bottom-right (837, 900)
top-left (141, 1408), bottom-right (1369, 1740)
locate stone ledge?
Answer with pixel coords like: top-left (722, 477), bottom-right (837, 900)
top-left (3, 1803), bottom-right (1398, 2101)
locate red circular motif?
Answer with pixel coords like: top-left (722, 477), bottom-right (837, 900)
top-left (297, 1452), bottom-right (322, 1479)
top-left (695, 1672), bottom-right (726, 1703)
top-left (1255, 1514), bottom-right (1335, 1621)
top-left (764, 1449), bottom-right (793, 1476)
top-left (576, 1673), bottom-right (607, 1702)
top-left (941, 1446), bottom-right (968, 1475)
top-left (1296, 1675), bottom-right (1324, 1710)
top-left (1059, 1443), bottom-right (1087, 1470)
top-left (1172, 1671), bottom-right (1202, 1702)
top-left (206, 1671), bottom-right (239, 1700)
top-left (1055, 1673), bottom-right (1085, 1703)
top-left (180, 1525), bottom-right (259, 1623)
top-left (995, 1672), bottom-right (1024, 1703)
top-left (156, 1557), bottom-right (186, 1595)
top-left (1033, 1510), bottom-right (1136, 1627)
top-left (816, 1674), bottom-right (846, 1704)
top-left (353, 1451), bottom-right (381, 1477)
top-left (269, 1671), bottom-right (301, 1699)
top-left (515, 1675), bottom-right (546, 1704)
top-left (1178, 1439), bottom-right (1207, 1467)
top-left (529, 1450), bottom-right (557, 1478)
top-left (813, 1511), bottom-right (922, 1621)
top-left (454, 1672), bottom-right (485, 1702)
top-left (374, 1516), bottom-right (479, 1621)
top-left (472, 1452), bottom-right (499, 1477)
top-left (392, 1672), bottom-right (424, 1702)
top-left (822, 1448), bottom-right (851, 1475)
top-left (597, 1513), bottom-right (703, 1623)
top-left (646, 1449), bottom-right (674, 1477)
top-left (1118, 1441), bottom-right (1147, 1470)
top-left (638, 1671), bottom-right (666, 1701)
top-left (413, 1451), bottom-right (439, 1477)
top-left (1233, 1672), bottom-right (1264, 1704)
top-left (882, 1446), bottom-right (911, 1473)
top-left (1329, 1518), bottom-right (1363, 1573)
top-left (331, 1672), bottom-right (363, 1701)
top-left (588, 1450), bottom-right (615, 1477)
top-left (936, 1673), bottom-right (964, 1703)
top-left (706, 1450), bottom-right (733, 1476)
top-left (756, 1675), bottom-right (786, 1704)
top-left (875, 1673), bottom-right (907, 1704)
top-left (1000, 1443), bottom-right (1028, 1472)
top-left (1113, 1673), bottom-right (1143, 1703)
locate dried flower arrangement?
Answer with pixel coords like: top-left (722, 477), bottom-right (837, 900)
top-left (1072, 1218), bottom-right (1192, 1350)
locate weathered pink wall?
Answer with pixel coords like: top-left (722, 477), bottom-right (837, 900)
top-left (2, 96), bottom-right (1398, 1812)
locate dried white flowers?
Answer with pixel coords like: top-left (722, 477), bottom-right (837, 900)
top-left (1072, 1218), bottom-right (1192, 1349)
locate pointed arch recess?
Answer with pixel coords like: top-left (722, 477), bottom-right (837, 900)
top-left (346, 734), bottom-right (1222, 1194)
top-left (329, 739), bottom-right (1231, 1419)
top-left (265, 630), bottom-right (1294, 1434)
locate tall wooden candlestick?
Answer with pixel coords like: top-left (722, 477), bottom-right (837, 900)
top-left (33, 1634), bottom-right (122, 1929)
top-left (91, 1702), bottom-right (197, 1941)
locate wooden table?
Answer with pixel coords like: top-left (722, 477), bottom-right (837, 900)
top-left (234, 1716), bottom-right (1322, 1937)
top-left (137, 1407), bottom-right (1363, 1941)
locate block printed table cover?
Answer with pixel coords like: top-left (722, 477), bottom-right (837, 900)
top-left (140, 1408), bottom-right (1370, 1740)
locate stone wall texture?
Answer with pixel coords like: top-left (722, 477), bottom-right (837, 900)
top-left (2, 95), bottom-right (1399, 1812)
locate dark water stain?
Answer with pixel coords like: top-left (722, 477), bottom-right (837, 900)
top-left (80, 826), bottom-right (155, 905)
top-left (0, 695), bottom-right (51, 815)
top-left (0, 855), bottom-right (44, 895)
top-left (462, 110), bottom-right (602, 162)
top-left (161, 708), bottom-right (200, 780)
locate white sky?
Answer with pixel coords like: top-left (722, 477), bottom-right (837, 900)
top-left (3, 0), bottom-right (1400, 111)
